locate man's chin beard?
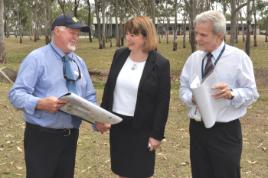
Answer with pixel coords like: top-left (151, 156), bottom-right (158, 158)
top-left (68, 44), bottom-right (76, 52)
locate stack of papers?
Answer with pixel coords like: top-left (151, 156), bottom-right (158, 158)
top-left (59, 93), bottom-right (122, 125)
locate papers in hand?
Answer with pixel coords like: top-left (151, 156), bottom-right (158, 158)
top-left (190, 72), bottom-right (227, 128)
top-left (59, 93), bottom-right (122, 125)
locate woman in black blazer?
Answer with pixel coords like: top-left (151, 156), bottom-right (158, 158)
top-left (97, 16), bottom-right (170, 178)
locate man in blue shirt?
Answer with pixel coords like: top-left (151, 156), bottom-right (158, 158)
top-left (9, 15), bottom-right (96, 178)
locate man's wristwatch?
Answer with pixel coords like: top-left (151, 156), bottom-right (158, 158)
top-left (230, 89), bottom-right (235, 100)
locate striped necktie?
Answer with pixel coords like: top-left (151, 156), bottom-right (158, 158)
top-left (203, 53), bottom-right (214, 79)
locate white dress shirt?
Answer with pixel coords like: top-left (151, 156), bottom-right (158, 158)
top-left (179, 41), bottom-right (259, 122)
top-left (112, 57), bottom-right (146, 116)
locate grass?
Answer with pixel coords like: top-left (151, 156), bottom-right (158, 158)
top-left (0, 35), bottom-right (267, 178)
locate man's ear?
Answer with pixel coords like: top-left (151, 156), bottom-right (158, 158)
top-left (216, 33), bottom-right (224, 42)
top-left (53, 27), bottom-right (61, 36)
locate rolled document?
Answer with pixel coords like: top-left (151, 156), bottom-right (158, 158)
top-left (59, 93), bottom-right (122, 125)
top-left (190, 72), bottom-right (227, 128)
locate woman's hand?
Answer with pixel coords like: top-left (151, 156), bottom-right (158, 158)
top-left (148, 137), bottom-right (161, 152)
top-left (95, 122), bottom-right (111, 134)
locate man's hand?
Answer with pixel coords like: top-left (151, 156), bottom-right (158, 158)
top-left (95, 122), bottom-right (111, 134)
top-left (212, 82), bottom-right (233, 100)
top-left (192, 95), bottom-right (196, 105)
top-left (36, 96), bottom-right (67, 112)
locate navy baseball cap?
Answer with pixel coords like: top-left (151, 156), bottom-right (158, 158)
top-left (51, 15), bottom-right (90, 32)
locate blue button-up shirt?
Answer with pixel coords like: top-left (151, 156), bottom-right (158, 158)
top-left (9, 42), bottom-right (96, 129)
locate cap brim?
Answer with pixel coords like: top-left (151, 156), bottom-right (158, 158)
top-left (67, 24), bottom-right (90, 32)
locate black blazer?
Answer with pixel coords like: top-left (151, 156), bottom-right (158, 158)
top-left (101, 47), bottom-right (170, 140)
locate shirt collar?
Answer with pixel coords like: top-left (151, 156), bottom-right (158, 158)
top-left (211, 41), bottom-right (225, 60)
top-left (50, 42), bottom-right (74, 59)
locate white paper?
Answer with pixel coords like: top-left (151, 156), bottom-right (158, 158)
top-left (59, 93), bottom-right (122, 125)
top-left (190, 72), bottom-right (227, 128)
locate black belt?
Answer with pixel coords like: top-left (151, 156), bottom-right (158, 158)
top-left (190, 118), bottom-right (239, 126)
top-left (26, 122), bottom-right (78, 136)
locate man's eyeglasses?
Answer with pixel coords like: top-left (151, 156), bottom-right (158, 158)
top-left (62, 56), bottom-right (81, 82)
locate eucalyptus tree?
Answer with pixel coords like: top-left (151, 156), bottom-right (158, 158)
top-left (173, 0), bottom-right (178, 51)
top-left (3, 0), bottom-right (12, 37)
top-left (113, 0), bottom-right (120, 46)
top-left (157, 0), bottom-right (173, 44)
top-left (85, 0), bottom-right (93, 42)
top-left (0, 0), bottom-right (5, 63)
top-left (229, 0), bottom-right (247, 45)
top-left (16, 0), bottom-right (31, 43)
top-left (245, 0), bottom-right (252, 55)
top-left (73, 0), bottom-right (80, 17)
top-left (252, 0), bottom-right (257, 47)
top-left (58, 0), bottom-right (66, 14)
top-left (182, 11), bottom-right (187, 48)
top-left (184, 0), bottom-right (197, 52)
top-left (31, 0), bottom-right (45, 42)
top-left (94, 0), bottom-right (105, 49)
top-left (44, 0), bottom-right (54, 44)
top-left (256, 0), bottom-right (268, 42)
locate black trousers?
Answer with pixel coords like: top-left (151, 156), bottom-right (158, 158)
top-left (24, 122), bottom-right (79, 178)
top-left (189, 119), bottom-right (242, 178)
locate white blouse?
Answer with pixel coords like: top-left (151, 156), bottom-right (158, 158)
top-left (112, 57), bottom-right (146, 116)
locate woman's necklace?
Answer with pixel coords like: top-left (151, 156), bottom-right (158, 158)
top-left (129, 52), bottom-right (148, 70)
top-left (131, 63), bottom-right (138, 70)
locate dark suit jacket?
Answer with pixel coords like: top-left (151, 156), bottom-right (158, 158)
top-left (101, 47), bottom-right (170, 140)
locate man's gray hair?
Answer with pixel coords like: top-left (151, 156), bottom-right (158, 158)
top-left (51, 26), bottom-right (66, 41)
top-left (194, 10), bottom-right (226, 35)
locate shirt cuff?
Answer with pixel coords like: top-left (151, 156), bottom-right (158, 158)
top-left (24, 96), bottom-right (40, 115)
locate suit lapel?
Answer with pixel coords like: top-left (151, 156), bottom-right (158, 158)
top-left (138, 51), bottom-right (156, 90)
top-left (110, 48), bottom-right (130, 86)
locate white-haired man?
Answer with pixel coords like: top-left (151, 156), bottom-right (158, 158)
top-left (9, 15), bottom-right (96, 178)
top-left (179, 10), bottom-right (259, 178)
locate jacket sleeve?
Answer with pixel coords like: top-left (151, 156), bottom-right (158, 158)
top-left (150, 57), bottom-right (171, 140)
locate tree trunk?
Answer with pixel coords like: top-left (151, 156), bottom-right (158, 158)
top-left (114, 0), bottom-right (120, 47)
top-left (186, 0), bottom-right (197, 52)
top-left (253, 0), bottom-right (257, 47)
top-left (239, 11), bottom-right (245, 42)
top-left (265, 23), bottom-right (268, 42)
top-left (45, 0), bottom-right (52, 44)
top-left (119, 15), bottom-right (124, 46)
top-left (4, 8), bottom-right (8, 38)
top-left (86, 0), bottom-right (92, 42)
top-left (166, 17), bottom-right (169, 44)
top-left (245, 0), bottom-right (251, 55)
top-left (109, 16), bottom-right (113, 47)
top-left (74, 0), bottom-right (79, 17)
top-left (0, 0), bottom-right (5, 63)
top-left (230, 0), bottom-right (237, 45)
top-left (172, 0), bottom-right (178, 51)
top-left (94, 0), bottom-right (103, 49)
top-left (182, 13), bottom-right (186, 48)
top-left (58, 0), bottom-right (66, 14)
top-left (101, 0), bottom-right (106, 48)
